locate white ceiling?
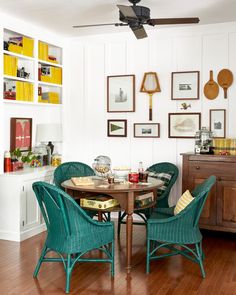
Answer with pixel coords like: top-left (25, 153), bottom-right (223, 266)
top-left (0, 0), bottom-right (236, 37)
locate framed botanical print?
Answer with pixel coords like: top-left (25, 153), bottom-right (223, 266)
top-left (107, 119), bottom-right (127, 137)
top-left (210, 109), bottom-right (226, 138)
top-left (134, 123), bottom-right (160, 138)
top-left (171, 71), bottom-right (200, 100)
top-left (10, 118), bottom-right (32, 151)
top-left (168, 113), bottom-right (201, 138)
top-left (107, 75), bottom-right (135, 112)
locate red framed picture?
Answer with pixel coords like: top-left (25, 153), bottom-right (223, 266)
top-left (10, 118), bottom-right (32, 151)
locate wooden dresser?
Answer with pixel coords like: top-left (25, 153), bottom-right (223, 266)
top-left (182, 153), bottom-right (236, 233)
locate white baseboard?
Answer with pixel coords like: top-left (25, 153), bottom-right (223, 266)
top-left (0, 224), bottom-right (46, 242)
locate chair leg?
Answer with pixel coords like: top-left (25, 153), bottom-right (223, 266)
top-left (65, 254), bottom-right (72, 294)
top-left (111, 241), bottom-right (115, 277)
top-left (117, 212), bottom-right (122, 236)
top-left (196, 243), bottom-right (206, 278)
top-left (146, 239), bottom-right (150, 274)
top-left (33, 244), bottom-right (47, 277)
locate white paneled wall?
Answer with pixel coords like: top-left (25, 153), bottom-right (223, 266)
top-left (65, 22), bottom-right (236, 205)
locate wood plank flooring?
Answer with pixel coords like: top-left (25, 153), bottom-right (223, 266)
top-left (0, 224), bottom-right (236, 295)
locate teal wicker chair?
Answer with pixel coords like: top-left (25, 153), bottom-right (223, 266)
top-left (54, 161), bottom-right (110, 221)
top-left (117, 162), bottom-right (179, 236)
top-left (32, 181), bottom-right (114, 293)
top-left (54, 161), bottom-right (95, 190)
top-left (146, 175), bottom-right (216, 277)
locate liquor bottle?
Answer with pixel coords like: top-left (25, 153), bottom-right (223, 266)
top-left (4, 151), bottom-right (12, 172)
top-left (138, 161), bottom-right (144, 173)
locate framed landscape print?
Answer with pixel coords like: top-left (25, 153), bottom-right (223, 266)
top-left (107, 75), bottom-right (135, 112)
top-left (107, 119), bottom-right (127, 137)
top-left (10, 118), bottom-right (32, 151)
top-left (171, 71), bottom-right (199, 100)
top-left (168, 113), bottom-right (201, 138)
top-left (134, 123), bottom-right (160, 138)
top-left (210, 109), bottom-right (226, 138)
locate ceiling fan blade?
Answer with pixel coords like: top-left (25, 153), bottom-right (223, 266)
top-left (73, 23), bottom-right (125, 28)
top-left (131, 25), bottom-right (148, 39)
top-left (148, 17), bottom-right (200, 26)
top-left (117, 5), bottom-right (138, 19)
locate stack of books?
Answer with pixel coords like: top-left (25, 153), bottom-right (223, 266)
top-left (135, 192), bottom-right (154, 208)
top-left (80, 196), bottom-right (119, 210)
top-left (38, 41), bottom-right (58, 64)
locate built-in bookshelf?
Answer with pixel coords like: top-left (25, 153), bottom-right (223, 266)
top-left (3, 29), bottom-right (63, 105)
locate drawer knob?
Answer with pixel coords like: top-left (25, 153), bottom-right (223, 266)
top-left (195, 166), bottom-right (200, 170)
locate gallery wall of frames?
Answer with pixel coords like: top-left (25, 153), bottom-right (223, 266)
top-left (65, 21), bottom-right (236, 203)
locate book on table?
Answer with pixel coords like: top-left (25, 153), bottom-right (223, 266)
top-left (71, 177), bottom-right (94, 186)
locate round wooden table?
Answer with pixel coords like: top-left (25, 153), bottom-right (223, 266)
top-left (62, 177), bottom-right (163, 272)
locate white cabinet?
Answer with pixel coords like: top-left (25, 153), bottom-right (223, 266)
top-left (0, 166), bottom-right (55, 241)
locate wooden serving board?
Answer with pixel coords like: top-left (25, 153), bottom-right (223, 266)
top-left (217, 69), bottom-right (233, 99)
top-left (204, 70), bottom-right (219, 100)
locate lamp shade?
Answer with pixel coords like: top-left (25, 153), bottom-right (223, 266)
top-left (36, 124), bottom-right (62, 143)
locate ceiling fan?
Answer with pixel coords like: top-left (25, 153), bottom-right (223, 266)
top-left (73, 0), bottom-right (200, 39)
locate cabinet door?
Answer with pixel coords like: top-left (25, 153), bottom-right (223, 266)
top-left (21, 174), bottom-right (53, 230)
top-left (21, 180), bottom-right (41, 230)
top-left (189, 176), bottom-right (217, 226)
top-left (217, 180), bottom-right (236, 229)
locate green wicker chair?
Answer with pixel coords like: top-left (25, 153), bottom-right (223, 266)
top-left (32, 181), bottom-right (114, 294)
top-left (117, 162), bottom-right (179, 236)
top-left (54, 161), bottom-right (95, 189)
top-left (54, 161), bottom-right (110, 221)
top-left (146, 175), bottom-right (216, 277)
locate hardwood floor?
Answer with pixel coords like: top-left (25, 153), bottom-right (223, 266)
top-left (0, 225), bottom-right (236, 295)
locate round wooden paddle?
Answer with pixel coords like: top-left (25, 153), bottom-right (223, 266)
top-left (204, 70), bottom-right (219, 100)
top-left (217, 69), bottom-right (233, 99)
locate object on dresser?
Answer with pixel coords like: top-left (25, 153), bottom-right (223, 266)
top-left (80, 196), bottom-right (119, 210)
top-left (194, 127), bottom-right (214, 154)
top-left (71, 177), bottom-right (94, 186)
top-left (135, 192), bottom-right (154, 208)
top-left (213, 138), bottom-right (236, 156)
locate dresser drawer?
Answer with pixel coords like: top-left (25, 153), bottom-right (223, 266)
top-left (189, 161), bottom-right (236, 180)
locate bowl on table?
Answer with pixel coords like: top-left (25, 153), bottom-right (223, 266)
top-left (113, 167), bottom-right (131, 180)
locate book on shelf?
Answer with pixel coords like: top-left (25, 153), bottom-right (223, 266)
top-left (15, 81), bottom-right (34, 101)
top-left (135, 197), bottom-right (154, 208)
top-left (80, 196), bottom-right (119, 210)
top-left (38, 41), bottom-right (59, 63)
top-left (4, 54), bottom-right (18, 76)
top-left (135, 192), bottom-right (154, 208)
top-left (7, 36), bottom-right (34, 57)
top-left (136, 192), bottom-right (154, 201)
top-left (40, 65), bottom-right (62, 84)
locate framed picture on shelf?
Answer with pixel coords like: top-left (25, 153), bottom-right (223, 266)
top-left (168, 113), bottom-right (201, 138)
top-left (107, 75), bottom-right (135, 112)
top-left (107, 119), bottom-right (127, 137)
top-left (171, 71), bottom-right (199, 100)
top-left (10, 118), bottom-right (32, 151)
top-left (210, 109), bottom-right (226, 138)
top-left (134, 123), bottom-right (160, 138)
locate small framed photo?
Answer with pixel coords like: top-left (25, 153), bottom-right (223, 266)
top-left (171, 71), bottom-right (199, 100)
top-left (168, 113), bottom-right (201, 138)
top-left (134, 123), bottom-right (160, 138)
top-left (210, 109), bottom-right (226, 138)
top-left (107, 75), bottom-right (135, 112)
top-left (10, 118), bottom-right (32, 151)
top-left (107, 119), bottom-right (127, 137)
